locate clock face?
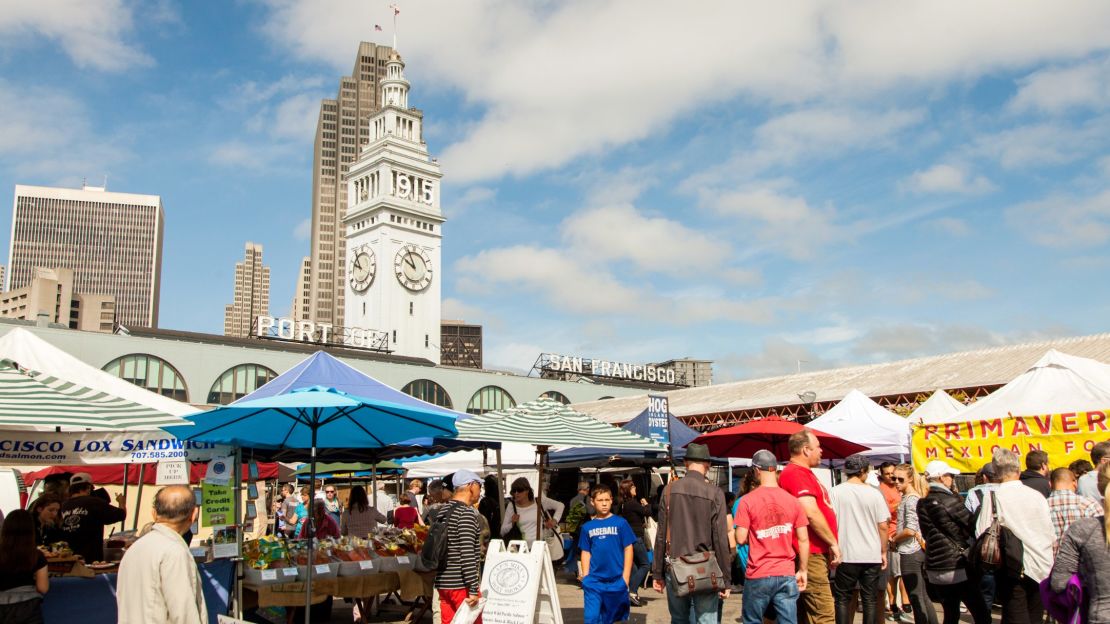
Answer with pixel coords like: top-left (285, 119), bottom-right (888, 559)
top-left (349, 247), bottom-right (375, 292)
top-left (394, 244), bottom-right (432, 291)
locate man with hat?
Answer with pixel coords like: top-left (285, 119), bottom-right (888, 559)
top-left (433, 468), bottom-right (483, 624)
top-left (652, 442), bottom-right (732, 624)
top-left (829, 454), bottom-right (889, 624)
top-left (58, 472), bottom-right (127, 563)
top-left (734, 449), bottom-right (810, 624)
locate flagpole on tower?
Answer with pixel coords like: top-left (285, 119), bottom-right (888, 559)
top-left (390, 3), bottom-right (400, 50)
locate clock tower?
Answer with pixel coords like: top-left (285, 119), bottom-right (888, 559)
top-left (343, 51), bottom-right (444, 363)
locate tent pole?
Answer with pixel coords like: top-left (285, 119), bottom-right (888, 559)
top-left (536, 445), bottom-right (548, 542)
top-left (495, 447), bottom-right (506, 528)
top-left (120, 464), bottom-right (130, 532)
top-left (305, 427), bottom-right (318, 624)
top-left (372, 464), bottom-right (378, 508)
top-left (233, 448), bottom-right (243, 619)
top-left (132, 463), bottom-right (147, 531)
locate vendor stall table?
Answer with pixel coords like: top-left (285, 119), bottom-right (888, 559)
top-left (43, 559), bottom-right (234, 624)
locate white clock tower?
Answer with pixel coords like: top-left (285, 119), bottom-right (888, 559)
top-left (343, 51), bottom-right (444, 363)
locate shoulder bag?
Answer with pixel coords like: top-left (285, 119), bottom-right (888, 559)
top-left (663, 482), bottom-right (725, 597)
top-left (502, 500), bottom-right (524, 541)
top-left (972, 491), bottom-right (1024, 578)
top-left (540, 506), bottom-right (565, 560)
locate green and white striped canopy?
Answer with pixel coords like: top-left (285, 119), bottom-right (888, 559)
top-left (456, 397), bottom-right (666, 450)
top-left (0, 359), bottom-right (189, 430)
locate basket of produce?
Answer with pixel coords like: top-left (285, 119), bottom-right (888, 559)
top-left (40, 542), bottom-right (79, 576)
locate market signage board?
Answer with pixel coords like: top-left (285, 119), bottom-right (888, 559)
top-left (480, 539), bottom-right (563, 624)
top-left (542, 353), bottom-right (678, 385)
top-left (912, 408), bottom-right (1109, 473)
top-left (646, 394), bottom-right (670, 447)
top-left (156, 459), bottom-right (190, 485)
top-left (201, 481), bottom-right (234, 527)
top-left (0, 430), bottom-right (229, 465)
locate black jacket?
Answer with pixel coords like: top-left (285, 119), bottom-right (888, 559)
top-left (916, 484), bottom-right (973, 572)
top-left (1019, 470), bottom-right (1051, 497)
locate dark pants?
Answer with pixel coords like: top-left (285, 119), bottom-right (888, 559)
top-left (930, 579), bottom-right (990, 624)
top-left (0, 598), bottom-right (43, 624)
top-left (979, 572), bottom-right (995, 612)
top-left (898, 551), bottom-right (937, 624)
top-left (832, 562), bottom-right (882, 624)
top-left (997, 574), bottom-right (1043, 624)
top-left (629, 538), bottom-right (650, 596)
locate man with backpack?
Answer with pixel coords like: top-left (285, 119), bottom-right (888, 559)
top-left (429, 469), bottom-right (483, 623)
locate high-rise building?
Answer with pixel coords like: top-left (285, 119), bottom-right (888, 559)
top-left (289, 256), bottom-right (311, 320)
top-left (441, 321), bottom-right (483, 369)
top-left (8, 184), bottom-right (163, 327)
top-left (0, 267), bottom-right (116, 332)
top-left (223, 242), bottom-right (270, 338)
top-left (304, 41), bottom-right (396, 330)
top-left (652, 357), bottom-right (714, 387)
top-left (343, 51), bottom-right (444, 362)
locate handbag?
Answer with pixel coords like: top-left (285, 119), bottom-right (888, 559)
top-left (662, 483), bottom-right (725, 597)
top-left (452, 597), bottom-right (485, 624)
top-left (502, 500), bottom-right (524, 541)
top-left (972, 491), bottom-right (1024, 578)
top-left (541, 507), bottom-right (565, 560)
top-left (643, 516), bottom-right (658, 549)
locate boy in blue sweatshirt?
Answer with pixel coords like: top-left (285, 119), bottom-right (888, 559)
top-left (578, 484), bottom-right (636, 624)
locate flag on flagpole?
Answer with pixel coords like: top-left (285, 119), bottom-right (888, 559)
top-left (390, 4), bottom-right (400, 15)
top-left (374, 24), bottom-right (382, 31)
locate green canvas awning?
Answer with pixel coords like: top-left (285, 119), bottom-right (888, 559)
top-left (0, 359), bottom-right (189, 430)
top-left (456, 397), bottom-right (666, 451)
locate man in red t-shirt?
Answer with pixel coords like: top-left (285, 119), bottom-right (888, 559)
top-left (735, 449), bottom-right (809, 624)
top-left (778, 429), bottom-right (839, 624)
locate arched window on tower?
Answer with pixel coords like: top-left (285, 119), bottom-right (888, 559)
top-left (467, 386), bottom-right (516, 415)
top-left (103, 354), bottom-right (189, 402)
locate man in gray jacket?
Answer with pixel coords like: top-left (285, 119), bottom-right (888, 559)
top-left (652, 443), bottom-right (731, 624)
top-left (117, 485), bottom-right (206, 624)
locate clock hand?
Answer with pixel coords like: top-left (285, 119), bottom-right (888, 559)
top-left (404, 254), bottom-right (416, 270)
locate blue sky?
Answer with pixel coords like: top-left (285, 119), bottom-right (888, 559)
top-left (2, 1), bottom-right (1109, 381)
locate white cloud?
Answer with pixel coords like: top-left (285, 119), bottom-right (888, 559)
top-left (1010, 57), bottom-right (1110, 114)
top-left (441, 298), bottom-right (486, 323)
top-left (905, 163), bottom-right (994, 194)
top-left (708, 186), bottom-right (844, 261)
top-left (1007, 189), bottom-right (1110, 247)
top-left (719, 337), bottom-right (837, 381)
top-left (965, 119), bottom-right (1110, 170)
top-left (747, 108), bottom-right (926, 171)
top-left (0, 0), bottom-right (152, 71)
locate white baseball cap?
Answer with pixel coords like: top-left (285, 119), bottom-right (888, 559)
top-left (923, 460), bottom-right (960, 479)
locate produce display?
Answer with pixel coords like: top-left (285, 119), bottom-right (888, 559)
top-left (39, 541), bottom-right (75, 560)
top-left (241, 525), bottom-right (429, 574)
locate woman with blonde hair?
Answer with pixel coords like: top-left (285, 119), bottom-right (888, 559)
top-left (892, 464), bottom-right (936, 624)
top-left (1049, 462), bottom-right (1110, 624)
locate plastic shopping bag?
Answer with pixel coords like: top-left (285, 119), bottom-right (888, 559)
top-left (453, 597), bottom-right (485, 624)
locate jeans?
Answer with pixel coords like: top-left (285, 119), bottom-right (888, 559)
top-left (629, 538), bottom-right (650, 596)
top-left (832, 562), bottom-right (882, 624)
top-left (743, 576), bottom-right (799, 624)
top-left (665, 571), bottom-right (720, 624)
top-left (898, 551), bottom-right (937, 624)
top-left (997, 574), bottom-right (1043, 624)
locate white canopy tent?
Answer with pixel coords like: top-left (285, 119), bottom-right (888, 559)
top-left (401, 442), bottom-right (538, 478)
top-left (912, 389), bottom-right (966, 425)
top-left (808, 389), bottom-right (911, 461)
top-left (936, 349), bottom-right (1110, 424)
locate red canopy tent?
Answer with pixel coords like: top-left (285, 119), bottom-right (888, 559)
top-left (692, 416), bottom-right (869, 460)
top-left (23, 462), bottom-right (285, 485)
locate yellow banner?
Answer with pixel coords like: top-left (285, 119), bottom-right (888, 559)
top-left (912, 409), bottom-right (1109, 473)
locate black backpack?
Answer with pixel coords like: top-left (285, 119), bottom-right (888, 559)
top-left (419, 503), bottom-right (458, 572)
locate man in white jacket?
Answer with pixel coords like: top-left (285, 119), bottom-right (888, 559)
top-left (117, 485), bottom-right (207, 624)
top-left (975, 448), bottom-right (1053, 624)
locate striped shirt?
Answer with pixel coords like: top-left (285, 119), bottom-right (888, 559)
top-left (1048, 489), bottom-right (1103, 554)
top-left (432, 500), bottom-right (482, 594)
top-left (341, 506), bottom-right (386, 539)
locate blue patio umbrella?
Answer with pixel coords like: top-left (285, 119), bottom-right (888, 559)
top-left (164, 385), bottom-right (458, 622)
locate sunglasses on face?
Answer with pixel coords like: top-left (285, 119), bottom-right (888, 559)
top-left (325, 490), bottom-right (335, 494)
top-left (892, 477), bottom-right (906, 483)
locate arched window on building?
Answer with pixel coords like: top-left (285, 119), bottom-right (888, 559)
top-left (207, 364), bottom-right (278, 405)
top-left (402, 379), bottom-right (453, 410)
top-left (103, 354), bottom-right (189, 402)
top-left (539, 391), bottom-right (570, 405)
top-left (467, 385), bottom-right (515, 415)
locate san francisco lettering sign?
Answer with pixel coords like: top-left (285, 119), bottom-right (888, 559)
top-left (542, 353), bottom-right (677, 385)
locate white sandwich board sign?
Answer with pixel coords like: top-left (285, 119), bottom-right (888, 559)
top-left (480, 539), bottom-right (563, 624)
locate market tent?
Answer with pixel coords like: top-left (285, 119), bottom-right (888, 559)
top-left (0, 327), bottom-right (193, 416)
top-left (292, 461), bottom-right (404, 478)
top-left (935, 349), bottom-right (1110, 424)
top-left (808, 389), bottom-right (910, 461)
top-left (23, 462), bottom-right (286, 485)
top-left (912, 389), bottom-right (966, 425)
top-left (547, 409), bottom-right (698, 466)
top-left (693, 416), bottom-right (869, 460)
top-left (401, 442), bottom-right (538, 477)
top-left (0, 359), bottom-right (189, 431)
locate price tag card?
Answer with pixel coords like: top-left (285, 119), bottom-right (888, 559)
top-left (358, 560), bottom-right (374, 570)
top-left (397, 556), bottom-right (410, 564)
top-left (261, 569), bottom-right (277, 581)
top-left (281, 568), bottom-right (297, 578)
top-left (315, 564), bottom-right (330, 574)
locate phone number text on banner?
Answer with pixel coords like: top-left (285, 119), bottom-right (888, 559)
top-left (0, 430), bottom-right (230, 465)
top-left (912, 409), bottom-right (1109, 473)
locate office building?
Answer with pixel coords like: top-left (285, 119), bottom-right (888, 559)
top-left (441, 321), bottom-right (483, 369)
top-left (303, 41), bottom-right (397, 330)
top-left (223, 242), bottom-right (270, 338)
top-left (0, 267), bottom-right (115, 332)
top-left (652, 358), bottom-right (714, 387)
top-left (8, 184), bottom-right (163, 327)
top-left (290, 256), bottom-right (310, 320)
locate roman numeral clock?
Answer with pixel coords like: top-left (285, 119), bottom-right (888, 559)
top-left (341, 51), bottom-right (444, 363)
